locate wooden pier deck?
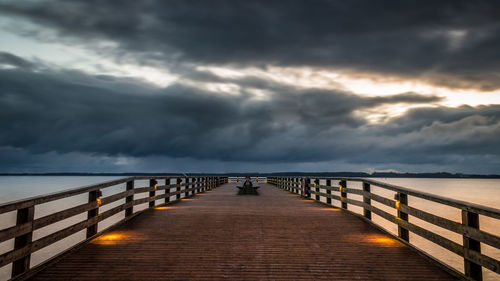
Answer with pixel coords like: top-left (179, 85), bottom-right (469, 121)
top-left (29, 183), bottom-right (455, 280)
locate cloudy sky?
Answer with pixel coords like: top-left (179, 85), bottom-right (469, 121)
top-left (1, 0), bottom-right (499, 174)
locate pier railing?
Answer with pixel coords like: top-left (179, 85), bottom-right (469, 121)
top-left (0, 175), bottom-right (228, 279)
top-left (267, 176), bottom-right (500, 281)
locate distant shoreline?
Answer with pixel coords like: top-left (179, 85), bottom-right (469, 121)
top-left (1, 172), bottom-right (499, 179)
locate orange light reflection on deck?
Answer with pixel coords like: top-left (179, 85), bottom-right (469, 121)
top-left (155, 206), bottom-right (176, 210)
top-left (300, 200), bottom-right (315, 202)
top-left (181, 198), bottom-right (195, 201)
top-left (364, 234), bottom-right (400, 247)
top-left (319, 208), bottom-right (341, 211)
top-left (92, 233), bottom-right (128, 245)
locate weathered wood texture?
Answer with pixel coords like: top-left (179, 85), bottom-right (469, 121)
top-left (269, 176), bottom-right (500, 281)
top-left (0, 176), bottom-right (227, 279)
top-left (30, 183), bottom-right (455, 281)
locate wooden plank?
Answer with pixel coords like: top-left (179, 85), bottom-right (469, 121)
top-left (463, 226), bottom-right (500, 250)
top-left (86, 191), bottom-right (99, 238)
top-left (0, 244), bottom-right (31, 268)
top-left (366, 204), bottom-right (500, 274)
top-left (11, 206), bottom-right (34, 277)
top-left (309, 190), bottom-right (341, 201)
top-left (0, 177), bottom-right (133, 215)
top-left (125, 180), bottom-right (134, 217)
top-left (149, 179), bottom-right (157, 208)
top-left (33, 202), bottom-right (98, 230)
top-left (133, 197), bottom-right (155, 206)
top-left (134, 186), bottom-right (154, 194)
top-left (367, 192), bottom-right (396, 208)
top-left (462, 210), bottom-right (482, 280)
top-left (99, 202), bottom-right (133, 221)
top-left (100, 190), bottom-right (133, 206)
top-left (363, 178), bottom-right (500, 219)
top-left (29, 182), bottom-right (458, 281)
top-left (340, 180), bottom-right (347, 209)
top-left (341, 197), bottom-right (365, 208)
top-left (326, 179), bottom-right (332, 205)
top-left (0, 216), bottom-right (100, 268)
top-left (343, 187), bottom-right (364, 195)
top-left (32, 217), bottom-right (99, 254)
top-left (363, 182), bottom-right (371, 220)
top-left (164, 179), bottom-right (171, 204)
top-left (0, 222), bottom-right (32, 244)
top-left (398, 193), bottom-right (409, 242)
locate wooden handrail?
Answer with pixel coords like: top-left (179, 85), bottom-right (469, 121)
top-left (267, 176), bottom-right (500, 281)
top-left (0, 175), bottom-right (229, 279)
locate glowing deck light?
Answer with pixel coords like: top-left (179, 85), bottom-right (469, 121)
top-left (92, 233), bottom-right (127, 245)
top-left (346, 234), bottom-right (401, 247)
top-left (319, 208), bottom-right (341, 212)
top-left (96, 197), bottom-right (102, 206)
top-left (395, 200), bottom-right (400, 209)
top-left (154, 184), bottom-right (158, 190)
top-left (155, 206), bottom-right (176, 210)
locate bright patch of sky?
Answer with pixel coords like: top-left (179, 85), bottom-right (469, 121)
top-left (2, 17), bottom-right (499, 116)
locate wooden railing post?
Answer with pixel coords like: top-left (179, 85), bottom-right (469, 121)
top-left (326, 179), bottom-right (332, 205)
top-left (149, 179), bottom-right (157, 208)
top-left (193, 177), bottom-right (197, 194)
top-left (86, 189), bottom-right (100, 238)
top-left (164, 178), bottom-right (170, 204)
top-left (305, 178), bottom-right (311, 198)
top-left (185, 177), bottom-right (191, 197)
top-left (362, 182), bottom-right (371, 220)
top-left (340, 180), bottom-right (347, 209)
top-left (125, 180), bottom-right (134, 216)
top-left (296, 177), bottom-right (300, 193)
top-left (11, 205), bottom-right (34, 278)
top-left (397, 192), bottom-right (409, 242)
top-left (314, 179), bottom-right (320, 201)
top-left (198, 177), bottom-right (202, 193)
top-left (462, 210), bottom-right (482, 281)
top-left (176, 178), bottom-right (182, 200)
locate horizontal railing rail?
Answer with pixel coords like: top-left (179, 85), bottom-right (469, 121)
top-left (0, 175), bottom-right (228, 279)
top-left (267, 176), bottom-right (500, 281)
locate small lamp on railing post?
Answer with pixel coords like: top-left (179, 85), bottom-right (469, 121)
top-left (339, 180), bottom-right (347, 209)
top-left (86, 189), bottom-right (102, 238)
top-left (395, 192), bottom-right (409, 241)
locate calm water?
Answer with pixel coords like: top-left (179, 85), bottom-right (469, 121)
top-left (0, 177), bottom-right (499, 280)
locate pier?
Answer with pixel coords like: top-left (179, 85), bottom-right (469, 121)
top-left (1, 176), bottom-right (499, 280)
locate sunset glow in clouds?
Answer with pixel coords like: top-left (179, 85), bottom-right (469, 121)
top-left (1, 1), bottom-right (499, 173)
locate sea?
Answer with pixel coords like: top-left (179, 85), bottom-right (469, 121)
top-left (0, 177), bottom-right (499, 280)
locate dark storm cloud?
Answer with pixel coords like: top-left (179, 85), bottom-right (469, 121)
top-left (1, 0), bottom-right (500, 90)
top-left (1, 52), bottom-right (499, 171)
